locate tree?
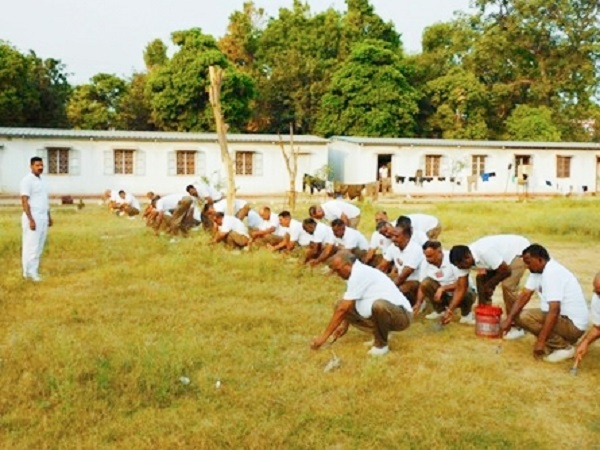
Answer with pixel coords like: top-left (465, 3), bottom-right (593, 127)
top-left (66, 73), bottom-right (127, 129)
top-left (505, 105), bottom-right (561, 141)
top-left (116, 73), bottom-right (155, 130)
top-left (146, 28), bottom-right (256, 132)
top-left (316, 40), bottom-right (420, 137)
top-left (144, 39), bottom-right (168, 70)
top-left (278, 123), bottom-right (300, 210)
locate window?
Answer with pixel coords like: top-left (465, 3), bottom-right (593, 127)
top-left (177, 151), bottom-right (196, 175)
top-left (114, 150), bottom-right (134, 175)
top-left (514, 155), bottom-right (531, 177)
top-left (47, 147), bottom-right (69, 174)
top-left (424, 155), bottom-right (441, 177)
top-left (556, 156), bottom-right (571, 178)
top-left (235, 151), bottom-right (264, 176)
top-left (471, 155), bottom-right (487, 176)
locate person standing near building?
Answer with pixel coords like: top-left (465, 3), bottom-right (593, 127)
top-left (21, 157), bottom-right (52, 282)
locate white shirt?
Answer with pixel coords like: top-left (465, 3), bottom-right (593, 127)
top-left (214, 198), bottom-right (247, 215)
top-left (591, 293), bottom-right (600, 326)
top-left (276, 218), bottom-right (303, 240)
top-left (257, 212), bottom-right (279, 232)
top-left (20, 173), bottom-right (50, 215)
top-left (308, 222), bottom-right (335, 245)
top-left (379, 166), bottom-right (389, 179)
top-left (369, 231), bottom-right (392, 252)
top-left (117, 192), bottom-right (140, 210)
top-left (524, 259), bottom-right (589, 331)
top-left (335, 227), bottom-right (369, 251)
top-left (383, 240), bottom-right (424, 282)
top-left (456, 235), bottom-right (530, 276)
top-left (420, 251), bottom-right (462, 286)
top-left (218, 215), bottom-right (249, 237)
top-left (246, 210), bottom-right (261, 229)
top-left (407, 214), bottom-right (438, 233)
top-left (321, 200), bottom-right (360, 222)
top-left (410, 230), bottom-right (429, 247)
top-left (155, 193), bottom-right (186, 213)
top-left (195, 182), bottom-right (222, 202)
top-left (344, 261), bottom-right (411, 318)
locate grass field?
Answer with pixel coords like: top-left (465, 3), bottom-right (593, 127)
top-left (0, 197), bottom-right (599, 449)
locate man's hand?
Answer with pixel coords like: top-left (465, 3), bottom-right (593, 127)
top-left (575, 341), bottom-right (588, 363)
top-left (500, 317), bottom-right (512, 335)
top-left (441, 309), bottom-right (453, 325)
top-left (533, 341), bottom-right (546, 360)
top-left (332, 322), bottom-right (348, 341)
top-left (310, 336), bottom-right (327, 350)
top-left (434, 287), bottom-right (444, 302)
top-left (28, 218), bottom-right (36, 231)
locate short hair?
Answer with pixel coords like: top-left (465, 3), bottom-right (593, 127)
top-left (185, 184), bottom-right (195, 192)
top-left (279, 210), bottom-right (291, 219)
top-left (396, 215), bottom-right (412, 228)
top-left (302, 217), bottom-right (317, 227)
top-left (396, 221), bottom-right (412, 237)
top-left (260, 206), bottom-right (271, 214)
top-left (449, 245), bottom-right (470, 265)
top-left (30, 156), bottom-right (42, 164)
top-left (375, 220), bottom-right (388, 232)
top-left (331, 218), bottom-right (345, 227)
top-left (522, 244), bottom-right (550, 261)
top-left (329, 250), bottom-right (357, 267)
top-left (118, 190), bottom-right (125, 195)
top-left (308, 205), bottom-right (319, 217)
top-left (422, 240), bottom-right (442, 251)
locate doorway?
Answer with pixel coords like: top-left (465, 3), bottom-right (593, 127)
top-left (377, 154), bottom-right (392, 193)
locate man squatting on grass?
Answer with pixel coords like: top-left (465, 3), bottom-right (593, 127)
top-left (21, 156), bottom-right (52, 282)
top-left (501, 244), bottom-right (589, 363)
top-left (310, 251), bottom-right (412, 356)
top-left (575, 272), bottom-right (600, 364)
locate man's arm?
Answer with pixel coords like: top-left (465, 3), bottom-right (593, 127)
top-left (304, 243), bottom-right (321, 264)
top-left (575, 325), bottom-right (600, 362)
top-left (394, 267), bottom-right (415, 287)
top-left (441, 276), bottom-right (467, 324)
top-left (310, 300), bottom-right (354, 349)
top-left (21, 195), bottom-right (36, 230)
top-left (313, 243), bottom-right (335, 265)
top-left (501, 289), bottom-right (534, 333)
top-left (482, 262), bottom-right (512, 296)
top-left (339, 213), bottom-right (350, 226)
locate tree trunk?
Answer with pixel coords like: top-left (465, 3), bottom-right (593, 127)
top-left (208, 65), bottom-right (235, 215)
top-left (278, 122), bottom-right (299, 210)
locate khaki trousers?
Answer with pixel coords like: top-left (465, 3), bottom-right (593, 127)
top-left (515, 308), bottom-right (584, 351)
top-left (420, 277), bottom-right (475, 316)
top-left (399, 280), bottom-right (420, 306)
top-left (426, 224), bottom-right (442, 240)
top-left (339, 299), bottom-right (411, 348)
top-left (476, 256), bottom-right (525, 312)
top-left (225, 231), bottom-right (249, 248)
top-left (348, 216), bottom-right (361, 229)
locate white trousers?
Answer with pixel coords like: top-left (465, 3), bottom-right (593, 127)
top-left (21, 212), bottom-right (48, 277)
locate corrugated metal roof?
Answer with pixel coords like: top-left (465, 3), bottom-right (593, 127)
top-left (0, 127), bottom-right (330, 144)
top-left (332, 136), bottom-right (600, 150)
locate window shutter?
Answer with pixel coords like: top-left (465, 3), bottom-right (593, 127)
top-left (69, 148), bottom-right (80, 175)
top-left (104, 150), bottom-right (114, 175)
top-left (196, 151), bottom-right (206, 176)
top-left (253, 152), bottom-right (263, 176)
top-left (135, 150), bottom-right (146, 176)
top-left (168, 151), bottom-right (176, 176)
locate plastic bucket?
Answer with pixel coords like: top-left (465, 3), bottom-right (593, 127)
top-left (475, 305), bottom-right (503, 338)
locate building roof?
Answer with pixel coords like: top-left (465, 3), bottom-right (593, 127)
top-left (332, 136), bottom-right (600, 150)
top-left (0, 127), bottom-right (329, 144)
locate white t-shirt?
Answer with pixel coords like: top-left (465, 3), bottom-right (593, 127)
top-left (344, 261), bottom-right (412, 318)
top-left (20, 173), bottom-right (50, 215)
top-left (309, 222), bottom-right (335, 245)
top-left (524, 259), bottom-right (589, 331)
top-left (410, 230), bottom-right (429, 247)
top-left (257, 212), bottom-right (279, 232)
top-left (218, 215), bottom-right (249, 237)
top-left (383, 240), bottom-right (424, 282)
top-left (420, 250), bottom-right (462, 286)
top-left (214, 198), bottom-right (247, 215)
top-left (246, 210), bottom-right (261, 229)
top-left (456, 234), bottom-right (530, 276)
top-left (335, 227), bottom-right (369, 251)
top-left (196, 182), bottom-right (222, 202)
top-left (276, 218), bottom-right (303, 240)
top-left (369, 231), bottom-right (392, 252)
top-left (590, 293), bottom-right (600, 326)
top-left (117, 192), bottom-right (140, 210)
top-left (155, 193), bottom-right (186, 213)
top-left (321, 200), bottom-right (360, 222)
top-left (407, 214), bottom-right (439, 233)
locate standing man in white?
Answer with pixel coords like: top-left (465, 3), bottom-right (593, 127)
top-left (21, 157), bottom-right (52, 282)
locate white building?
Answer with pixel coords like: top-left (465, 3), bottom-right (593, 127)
top-left (329, 137), bottom-right (600, 195)
top-left (0, 128), bottom-right (329, 197)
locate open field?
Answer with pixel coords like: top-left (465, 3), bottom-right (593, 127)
top-left (0, 197), bottom-right (599, 449)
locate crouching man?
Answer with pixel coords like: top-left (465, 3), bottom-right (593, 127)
top-left (501, 244), bottom-right (589, 363)
top-left (310, 251), bottom-right (412, 356)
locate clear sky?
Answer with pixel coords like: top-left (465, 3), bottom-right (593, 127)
top-left (0, 0), bottom-right (473, 85)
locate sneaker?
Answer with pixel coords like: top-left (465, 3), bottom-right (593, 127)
top-left (544, 346), bottom-right (575, 363)
top-left (459, 312), bottom-right (475, 325)
top-left (30, 275), bottom-right (42, 282)
top-left (367, 345), bottom-right (389, 356)
top-left (503, 327), bottom-right (526, 340)
top-left (425, 311), bottom-right (443, 320)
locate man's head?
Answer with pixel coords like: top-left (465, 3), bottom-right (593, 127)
top-left (186, 185), bottom-right (198, 197)
top-left (593, 272), bottom-right (600, 296)
top-left (302, 217), bottom-right (317, 234)
top-left (259, 206), bottom-right (271, 221)
top-left (329, 251), bottom-right (356, 280)
top-left (203, 203), bottom-right (216, 217)
top-left (449, 245), bottom-right (473, 270)
top-left (146, 191), bottom-right (155, 200)
top-left (377, 221), bottom-right (393, 238)
top-left (374, 210), bottom-right (388, 223)
top-left (391, 222), bottom-right (412, 249)
top-left (118, 190), bottom-right (126, 199)
top-left (395, 215), bottom-right (412, 229)
top-left (30, 156), bottom-right (43, 176)
top-left (213, 212), bottom-right (225, 226)
top-left (308, 205), bottom-right (324, 220)
top-left (423, 240), bottom-right (444, 267)
top-left (278, 210), bottom-right (291, 227)
top-left (331, 218), bottom-right (346, 238)
top-left (102, 189), bottom-right (112, 200)
top-left (522, 244), bottom-right (550, 273)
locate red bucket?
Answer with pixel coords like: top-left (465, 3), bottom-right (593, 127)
top-left (475, 305), bottom-right (503, 338)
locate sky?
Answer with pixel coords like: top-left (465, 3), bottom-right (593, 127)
top-left (0, 0), bottom-right (473, 85)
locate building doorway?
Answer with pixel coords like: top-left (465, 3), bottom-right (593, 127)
top-left (596, 157), bottom-right (600, 193)
top-left (377, 154), bottom-right (392, 193)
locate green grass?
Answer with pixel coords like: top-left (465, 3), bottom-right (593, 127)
top-left (0, 197), bottom-right (599, 449)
